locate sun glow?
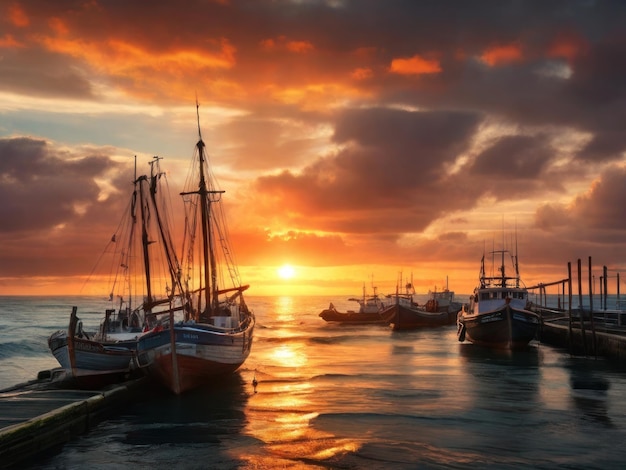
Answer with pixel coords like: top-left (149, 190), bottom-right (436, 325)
top-left (277, 264), bottom-right (296, 280)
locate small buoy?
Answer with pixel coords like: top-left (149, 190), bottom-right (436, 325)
top-left (252, 373), bottom-right (258, 393)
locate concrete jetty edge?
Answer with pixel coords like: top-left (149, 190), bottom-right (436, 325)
top-left (0, 376), bottom-right (147, 468)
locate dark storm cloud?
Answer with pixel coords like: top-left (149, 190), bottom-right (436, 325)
top-left (566, 36), bottom-right (626, 107)
top-left (0, 137), bottom-right (155, 279)
top-left (534, 165), bottom-right (626, 246)
top-left (255, 107), bottom-right (483, 232)
top-left (0, 137), bottom-right (123, 233)
top-left (333, 108), bottom-right (480, 176)
top-left (471, 135), bottom-right (545, 178)
top-left (570, 166), bottom-right (626, 231)
top-left (468, 134), bottom-right (555, 198)
top-left (0, 48), bottom-right (94, 99)
top-left (576, 131), bottom-right (626, 163)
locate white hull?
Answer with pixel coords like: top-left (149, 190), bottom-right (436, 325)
top-left (48, 329), bottom-right (135, 380)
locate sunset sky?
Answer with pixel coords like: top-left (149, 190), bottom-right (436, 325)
top-left (2, 0), bottom-right (626, 298)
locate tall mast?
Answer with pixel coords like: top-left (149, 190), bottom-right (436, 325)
top-left (148, 156), bottom-right (182, 301)
top-left (190, 101), bottom-right (224, 314)
top-left (137, 174), bottom-right (152, 306)
top-left (196, 102), bottom-right (212, 313)
top-left (126, 156), bottom-right (139, 313)
top-left (515, 222), bottom-right (520, 287)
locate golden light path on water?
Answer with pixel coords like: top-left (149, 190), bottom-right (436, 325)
top-left (238, 296), bottom-right (366, 466)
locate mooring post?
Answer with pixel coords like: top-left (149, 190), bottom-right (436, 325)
top-left (568, 262), bottom-right (573, 354)
top-left (578, 259), bottom-right (587, 356)
top-left (602, 266), bottom-right (609, 312)
top-left (589, 257), bottom-right (597, 358)
top-left (618, 272), bottom-right (622, 326)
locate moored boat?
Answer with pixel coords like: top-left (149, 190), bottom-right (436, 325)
top-left (135, 105), bottom-right (255, 394)
top-left (457, 250), bottom-right (540, 349)
top-left (48, 158), bottom-right (185, 386)
top-left (48, 307), bottom-right (139, 385)
top-left (319, 285), bottom-right (387, 324)
top-left (380, 277), bottom-right (461, 330)
top-left (425, 278), bottom-right (463, 315)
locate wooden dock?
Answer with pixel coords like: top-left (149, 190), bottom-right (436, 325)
top-left (538, 313), bottom-right (626, 361)
top-left (0, 368), bottom-right (146, 468)
top-left (529, 256), bottom-right (626, 362)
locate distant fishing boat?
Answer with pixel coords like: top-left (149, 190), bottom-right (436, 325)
top-left (319, 284), bottom-right (387, 324)
top-left (380, 278), bottom-right (461, 330)
top-left (425, 278), bottom-right (463, 315)
top-left (457, 249), bottom-right (540, 349)
top-left (48, 158), bottom-right (185, 385)
top-left (135, 105), bottom-right (255, 394)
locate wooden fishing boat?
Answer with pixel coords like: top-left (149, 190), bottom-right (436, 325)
top-left (380, 278), bottom-right (461, 330)
top-left (48, 307), bottom-right (138, 385)
top-left (135, 105), bottom-right (255, 394)
top-left (457, 250), bottom-right (540, 349)
top-left (319, 285), bottom-right (387, 324)
top-left (380, 297), bottom-right (459, 331)
top-left (48, 158), bottom-right (185, 386)
top-left (425, 279), bottom-right (463, 315)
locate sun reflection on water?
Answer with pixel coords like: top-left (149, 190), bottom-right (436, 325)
top-left (237, 295), bottom-right (365, 466)
top-left (271, 343), bottom-right (308, 368)
top-left (274, 296), bottom-right (296, 322)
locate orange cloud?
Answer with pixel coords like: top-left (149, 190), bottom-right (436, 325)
top-left (266, 82), bottom-right (369, 111)
top-left (547, 32), bottom-right (588, 61)
top-left (42, 36), bottom-right (236, 72)
top-left (8, 3), bottom-right (29, 27)
top-left (389, 54), bottom-right (442, 75)
top-left (351, 67), bottom-right (373, 80)
top-left (480, 43), bottom-right (524, 66)
top-left (48, 17), bottom-right (69, 36)
top-left (0, 34), bottom-right (22, 48)
top-left (287, 40), bottom-right (314, 53)
top-left (260, 38), bottom-right (276, 50)
top-left (32, 31), bottom-right (240, 102)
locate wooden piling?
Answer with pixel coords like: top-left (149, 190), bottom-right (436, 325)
top-left (567, 262), bottom-right (573, 354)
top-left (588, 256), bottom-right (597, 358)
top-left (577, 259), bottom-right (588, 355)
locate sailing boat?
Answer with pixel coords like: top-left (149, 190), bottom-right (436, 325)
top-left (48, 158), bottom-right (185, 385)
top-left (457, 249), bottom-right (540, 349)
top-left (135, 106), bottom-right (255, 394)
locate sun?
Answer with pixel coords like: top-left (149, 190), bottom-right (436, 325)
top-left (277, 264), bottom-right (296, 280)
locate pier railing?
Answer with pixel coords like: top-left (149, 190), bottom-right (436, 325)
top-left (529, 256), bottom-right (626, 358)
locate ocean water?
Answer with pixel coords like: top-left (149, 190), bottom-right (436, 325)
top-left (2, 295), bottom-right (626, 469)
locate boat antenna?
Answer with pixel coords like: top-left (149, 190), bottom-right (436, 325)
top-left (196, 95), bottom-right (203, 142)
top-left (515, 220), bottom-right (520, 286)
